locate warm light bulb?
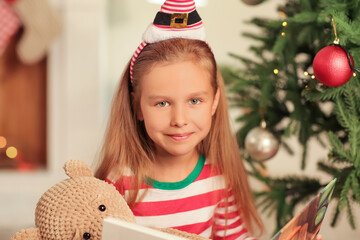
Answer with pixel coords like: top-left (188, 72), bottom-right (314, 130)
top-left (6, 146), bottom-right (18, 159)
top-left (311, 75), bottom-right (315, 79)
top-left (279, 11), bottom-right (287, 19)
top-left (353, 73), bottom-right (357, 77)
top-left (282, 21), bottom-right (288, 27)
top-left (281, 32), bottom-right (286, 36)
top-left (0, 136), bottom-right (6, 148)
top-left (304, 71), bottom-right (309, 76)
top-left (273, 69), bottom-right (279, 75)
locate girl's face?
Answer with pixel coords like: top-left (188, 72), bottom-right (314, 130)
top-left (136, 60), bottom-right (219, 158)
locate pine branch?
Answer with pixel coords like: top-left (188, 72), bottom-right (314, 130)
top-left (300, 0), bottom-right (313, 10)
top-left (339, 174), bottom-right (353, 210)
top-left (289, 11), bottom-right (318, 23)
top-left (242, 33), bottom-right (271, 43)
top-left (326, 131), bottom-right (352, 162)
top-left (302, 85), bottom-right (346, 102)
top-left (317, 161), bottom-right (340, 176)
top-left (346, 196), bottom-right (356, 229)
top-left (331, 202), bottom-right (340, 227)
top-left (281, 139), bottom-right (295, 155)
top-left (315, 134), bottom-right (327, 148)
top-left (343, 85), bottom-right (359, 119)
top-left (259, 197), bottom-right (277, 216)
top-left (355, 155), bottom-right (360, 170)
top-left (351, 173), bottom-right (360, 202)
top-left (272, 35), bottom-right (287, 55)
top-left (333, 13), bottom-right (360, 45)
top-left (334, 96), bottom-right (352, 130)
top-left (348, 125), bottom-right (360, 161)
top-left (301, 141), bottom-right (307, 170)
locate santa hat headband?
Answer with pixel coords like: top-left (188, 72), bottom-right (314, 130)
top-left (130, 0), bottom-right (206, 83)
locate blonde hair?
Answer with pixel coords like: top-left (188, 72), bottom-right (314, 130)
top-left (95, 38), bottom-right (263, 235)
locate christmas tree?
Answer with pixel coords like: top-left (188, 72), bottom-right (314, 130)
top-left (223, 0), bottom-right (360, 234)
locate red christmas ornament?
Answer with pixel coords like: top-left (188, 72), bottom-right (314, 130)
top-left (313, 45), bottom-right (354, 87)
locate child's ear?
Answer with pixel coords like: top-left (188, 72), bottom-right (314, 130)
top-left (211, 88), bottom-right (220, 116)
top-left (131, 92), bottom-right (144, 121)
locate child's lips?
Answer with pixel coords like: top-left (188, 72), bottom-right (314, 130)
top-left (168, 133), bottom-right (193, 141)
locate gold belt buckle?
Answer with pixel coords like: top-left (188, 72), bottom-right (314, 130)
top-left (170, 13), bottom-right (188, 28)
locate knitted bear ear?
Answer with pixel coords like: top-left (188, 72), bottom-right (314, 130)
top-left (11, 227), bottom-right (41, 240)
top-left (63, 159), bottom-right (94, 179)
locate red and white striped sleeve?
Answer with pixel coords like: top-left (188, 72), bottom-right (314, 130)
top-left (212, 191), bottom-right (257, 240)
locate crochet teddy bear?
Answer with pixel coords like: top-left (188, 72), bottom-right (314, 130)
top-left (11, 160), bottom-right (209, 240)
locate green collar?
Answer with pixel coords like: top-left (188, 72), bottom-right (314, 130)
top-left (148, 155), bottom-right (205, 190)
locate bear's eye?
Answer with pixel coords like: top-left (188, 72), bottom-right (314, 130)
top-left (83, 232), bottom-right (91, 239)
top-left (98, 204), bottom-right (106, 212)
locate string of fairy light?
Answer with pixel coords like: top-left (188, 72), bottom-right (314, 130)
top-left (0, 136), bottom-right (18, 159)
top-left (272, 14), bottom-right (358, 83)
top-left (271, 15), bottom-right (317, 82)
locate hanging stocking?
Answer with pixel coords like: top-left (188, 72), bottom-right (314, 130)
top-left (12, 0), bottom-right (62, 64)
top-left (0, 0), bottom-right (21, 54)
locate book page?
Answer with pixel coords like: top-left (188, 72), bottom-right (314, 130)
top-left (102, 217), bottom-right (189, 240)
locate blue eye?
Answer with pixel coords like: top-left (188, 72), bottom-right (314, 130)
top-left (189, 99), bottom-right (201, 105)
top-left (156, 101), bottom-right (169, 107)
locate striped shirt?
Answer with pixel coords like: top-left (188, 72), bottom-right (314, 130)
top-left (107, 155), bottom-right (256, 240)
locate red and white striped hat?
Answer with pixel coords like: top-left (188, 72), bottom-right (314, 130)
top-left (143, 0), bottom-right (205, 43)
top-left (130, 0), bottom-right (206, 83)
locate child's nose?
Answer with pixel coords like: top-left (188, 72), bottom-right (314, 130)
top-left (170, 105), bottom-right (188, 127)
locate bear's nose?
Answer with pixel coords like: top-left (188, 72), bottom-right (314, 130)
top-left (83, 232), bottom-right (91, 239)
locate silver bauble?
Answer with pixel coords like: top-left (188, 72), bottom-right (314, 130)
top-left (244, 127), bottom-right (280, 161)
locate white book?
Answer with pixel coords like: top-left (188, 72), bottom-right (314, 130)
top-left (102, 217), bottom-right (190, 240)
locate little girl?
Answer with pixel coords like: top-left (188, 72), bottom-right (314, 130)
top-left (95, 1), bottom-right (263, 239)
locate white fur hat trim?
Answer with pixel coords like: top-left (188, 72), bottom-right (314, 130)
top-left (142, 23), bottom-right (206, 43)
